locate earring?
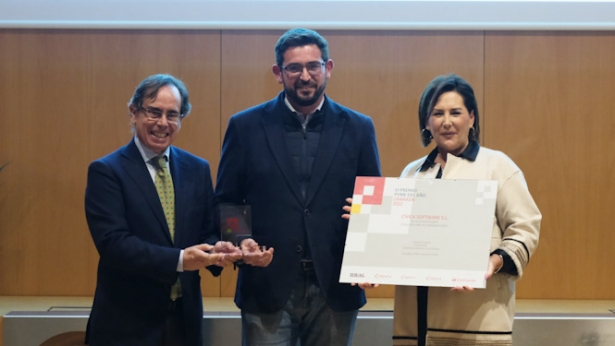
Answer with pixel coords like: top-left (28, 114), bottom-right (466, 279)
top-left (421, 128), bottom-right (433, 140)
top-left (469, 127), bottom-right (476, 137)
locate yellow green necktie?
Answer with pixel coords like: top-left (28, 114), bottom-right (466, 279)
top-left (154, 156), bottom-right (175, 240)
top-left (152, 155), bottom-right (181, 300)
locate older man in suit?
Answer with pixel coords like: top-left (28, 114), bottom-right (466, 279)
top-left (85, 74), bottom-right (239, 346)
top-left (214, 28), bottom-right (382, 346)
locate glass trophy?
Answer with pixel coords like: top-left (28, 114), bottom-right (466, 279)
top-left (219, 204), bottom-right (252, 246)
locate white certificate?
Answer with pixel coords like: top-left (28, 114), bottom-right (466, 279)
top-left (340, 177), bottom-right (497, 288)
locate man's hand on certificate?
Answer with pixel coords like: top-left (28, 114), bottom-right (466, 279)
top-left (341, 197), bottom-right (353, 220)
top-left (240, 238), bottom-right (274, 267)
top-left (451, 253), bottom-right (504, 291)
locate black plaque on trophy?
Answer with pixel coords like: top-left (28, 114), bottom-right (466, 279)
top-left (219, 205), bottom-right (252, 245)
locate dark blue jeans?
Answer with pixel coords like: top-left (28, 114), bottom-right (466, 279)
top-left (241, 263), bottom-right (358, 346)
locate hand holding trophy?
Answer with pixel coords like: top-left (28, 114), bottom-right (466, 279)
top-left (219, 205), bottom-right (274, 267)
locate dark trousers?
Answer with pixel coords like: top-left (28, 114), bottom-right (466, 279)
top-left (163, 297), bottom-right (187, 346)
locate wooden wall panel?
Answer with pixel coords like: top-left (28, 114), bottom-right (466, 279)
top-left (1, 28), bottom-right (614, 301)
top-left (484, 32), bottom-right (615, 299)
top-left (0, 30), bottom-right (95, 296)
top-left (323, 31), bottom-right (485, 177)
top-left (0, 29), bottom-right (222, 297)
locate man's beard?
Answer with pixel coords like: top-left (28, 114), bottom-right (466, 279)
top-left (284, 80), bottom-right (327, 107)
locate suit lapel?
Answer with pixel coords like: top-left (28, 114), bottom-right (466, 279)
top-left (262, 98), bottom-right (304, 203)
top-left (305, 100), bottom-right (346, 205)
top-left (169, 147), bottom-right (187, 246)
top-left (121, 140), bottom-right (174, 245)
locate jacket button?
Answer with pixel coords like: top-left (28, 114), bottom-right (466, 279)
top-left (296, 245), bottom-right (302, 252)
top-left (304, 209), bottom-right (310, 215)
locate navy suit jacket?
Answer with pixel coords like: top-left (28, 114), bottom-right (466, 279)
top-left (215, 92), bottom-right (381, 313)
top-left (85, 139), bottom-right (220, 346)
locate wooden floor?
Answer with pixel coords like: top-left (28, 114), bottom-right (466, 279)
top-left (1, 296), bottom-right (614, 346)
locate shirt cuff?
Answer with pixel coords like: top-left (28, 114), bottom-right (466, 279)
top-left (491, 249), bottom-right (518, 275)
top-left (177, 250), bottom-right (184, 272)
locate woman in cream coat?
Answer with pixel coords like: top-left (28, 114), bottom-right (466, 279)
top-left (391, 74), bottom-right (541, 346)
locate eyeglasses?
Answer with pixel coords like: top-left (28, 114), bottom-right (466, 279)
top-left (281, 61), bottom-right (325, 77)
top-left (139, 107), bottom-right (182, 124)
